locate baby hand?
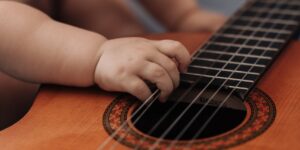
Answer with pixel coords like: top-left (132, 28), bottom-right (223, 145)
top-left (94, 37), bottom-right (190, 102)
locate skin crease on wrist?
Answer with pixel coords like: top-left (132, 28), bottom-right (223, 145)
top-left (0, 0), bottom-right (225, 102)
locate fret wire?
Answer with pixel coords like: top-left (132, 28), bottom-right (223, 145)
top-left (225, 0), bottom-right (299, 93)
top-left (189, 65), bottom-right (260, 75)
top-left (249, 7), bottom-right (300, 16)
top-left (190, 0), bottom-right (298, 89)
top-left (178, 16), bottom-right (251, 99)
top-left (202, 50), bottom-right (272, 60)
top-left (189, 0), bottom-right (289, 90)
top-left (214, 33), bottom-right (285, 43)
top-left (205, 41), bottom-right (278, 51)
top-left (246, 22), bottom-right (298, 63)
top-left (151, 4), bottom-right (290, 146)
top-left (98, 0), bottom-right (260, 149)
top-left (226, 25), bottom-right (292, 34)
top-left (192, 0), bottom-right (286, 89)
top-left (192, 57), bottom-right (267, 67)
top-left (181, 2), bottom-right (300, 148)
top-left (250, 0), bottom-right (300, 7)
top-left (236, 16), bottom-right (298, 25)
top-left (189, 0), bottom-right (256, 58)
top-left (200, 0), bottom-right (298, 92)
top-left (103, 0), bottom-right (298, 149)
top-left (202, 43), bottom-right (279, 53)
top-left (184, 10), bottom-right (248, 87)
top-left (190, 22), bottom-right (235, 58)
top-left (183, 72), bottom-right (254, 83)
top-left (228, 86), bottom-right (249, 91)
top-left (190, 0), bottom-right (259, 59)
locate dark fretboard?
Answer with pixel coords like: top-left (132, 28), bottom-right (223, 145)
top-left (182, 0), bottom-right (300, 100)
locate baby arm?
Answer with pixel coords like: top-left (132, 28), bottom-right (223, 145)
top-left (0, 1), bottom-right (107, 86)
top-left (0, 1), bottom-right (191, 101)
top-left (140, 0), bottom-right (226, 32)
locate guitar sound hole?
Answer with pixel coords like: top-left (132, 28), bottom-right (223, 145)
top-left (131, 82), bottom-right (247, 140)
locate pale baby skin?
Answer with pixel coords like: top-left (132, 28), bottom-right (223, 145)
top-left (0, 0), bottom-right (225, 101)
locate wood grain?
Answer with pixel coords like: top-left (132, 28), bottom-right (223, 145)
top-left (0, 33), bottom-right (299, 149)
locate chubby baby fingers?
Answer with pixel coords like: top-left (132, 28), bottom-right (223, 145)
top-left (124, 76), bottom-right (152, 101)
top-left (138, 62), bottom-right (174, 102)
top-left (151, 40), bottom-right (191, 72)
top-left (146, 51), bottom-right (180, 88)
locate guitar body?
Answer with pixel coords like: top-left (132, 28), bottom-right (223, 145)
top-left (0, 33), bottom-right (300, 149)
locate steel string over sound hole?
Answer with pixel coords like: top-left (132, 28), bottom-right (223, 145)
top-left (131, 81), bottom-right (247, 140)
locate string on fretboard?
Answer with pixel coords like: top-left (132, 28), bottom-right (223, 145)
top-left (181, 0), bottom-right (300, 100)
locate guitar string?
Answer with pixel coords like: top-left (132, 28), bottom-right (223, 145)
top-left (132, 0), bottom-right (264, 149)
top-left (107, 85), bottom-right (199, 150)
top-left (148, 1), bottom-right (282, 149)
top-left (98, 31), bottom-right (222, 149)
top-left (134, 0), bottom-right (278, 149)
top-left (184, 2), bottom-right (299, 149)
top-left (130, 4), bottom-right (262, 149)
top-left (148, 0), bottom-right (293, 149)
top-left (98, 2), bottom-right (244, 149)
top-left (117, 0), bottom-right (298, 149)
top-left (174, 0), bottom-right (298, 147)
top-left (182, 1), bottom-right (300, 149)
top-left (116, 0), bottom-right (298, 149)
top-left (98, 15), bottom-right (231, 149)
top-left (99, 0), bottom-right (297, 149)
top-left (97, 89), bottom-right (160, 150)
top-left (176, 1), bottom-right (297, 149)
top-left (98, 22), bottom-right (223, 150)
top-left (106, 23), bottom-right (233, 150)
top-left (130, 22), bottom-right (245, 150)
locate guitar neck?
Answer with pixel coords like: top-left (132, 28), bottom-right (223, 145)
top-left (182, 0), bottom-right (300, 100)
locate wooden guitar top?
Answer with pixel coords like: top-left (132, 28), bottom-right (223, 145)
top-left (0, 33), bottom-right (300, 149)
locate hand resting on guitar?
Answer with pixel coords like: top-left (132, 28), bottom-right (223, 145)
top-left (0, 0), bottom-right (224, 102)
top-left (95, 38), bottom-right (190, 101)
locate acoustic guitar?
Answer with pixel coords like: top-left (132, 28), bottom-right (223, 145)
top-left (1, 0), bottom-right (300, 149)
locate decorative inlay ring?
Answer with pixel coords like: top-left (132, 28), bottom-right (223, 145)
top-left (103, 89), bottom-right (276, 149)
